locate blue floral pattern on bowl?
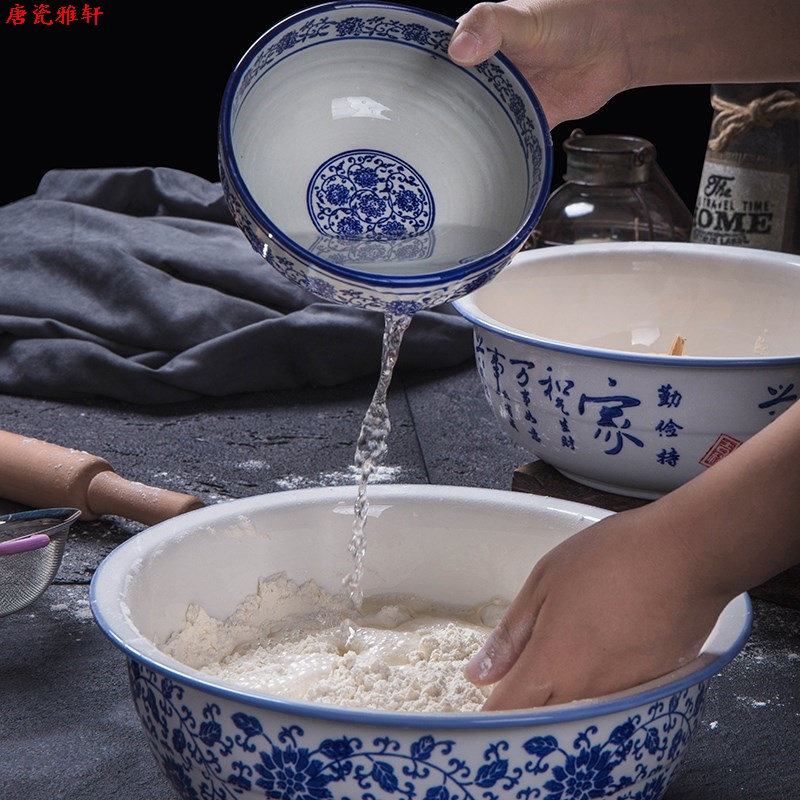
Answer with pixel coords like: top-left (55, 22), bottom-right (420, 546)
top-left (308, 149), bottom-right (434, 241)
top-left (90, 487), bottom-right (752, 800)
top-left (218, 1), bottom-right (552, 313)
top-left (220, 167), bottom-right (515, 317)
top-left (129, 658), bottom-right (707, 800)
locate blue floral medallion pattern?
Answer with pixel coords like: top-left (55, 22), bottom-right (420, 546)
top-left (308, 150), bottom-right (434, 241)
top-left (129, 658), bottom-right (705, 800)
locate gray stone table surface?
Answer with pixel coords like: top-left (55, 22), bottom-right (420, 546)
top-left (0, 364), bottom-right (797, 799)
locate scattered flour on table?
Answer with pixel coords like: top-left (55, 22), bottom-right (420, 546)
top-left (160, 573), bottom-right (505, 713)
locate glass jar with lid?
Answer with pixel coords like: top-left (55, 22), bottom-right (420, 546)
top-left (533, 129), bottom-right (692, 246)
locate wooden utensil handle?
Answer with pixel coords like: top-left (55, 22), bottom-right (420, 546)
top-left (0, 429), bottom-right (204, 524)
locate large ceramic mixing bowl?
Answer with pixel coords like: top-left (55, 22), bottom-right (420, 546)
top-left (218, 1), bottom-right (552, 315)
top-left (454, 242), bottom-right (800, 498)
top-left (90, 484), bottom-right (750, 800)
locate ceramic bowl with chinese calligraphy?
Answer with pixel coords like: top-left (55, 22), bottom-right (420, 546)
top-left (454, 241), bottom-right (800, 498)
top-left (217, 1), bottom-right (552, 315)
top-left (90, 484), bottom-right (751, 800)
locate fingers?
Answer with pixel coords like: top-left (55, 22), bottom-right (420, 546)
top-left (482, 657), bottom-right (554, 710)
top-left (448, 1), bottom-right (536, 66)
top-left (449, 3), bottom-right (502, 65)
top-left (447, 0), bottom-right (633, 127)
top-left (464, 566), bottom-right (544, 685)
top-left (464, 617), bottom-right (522, 685)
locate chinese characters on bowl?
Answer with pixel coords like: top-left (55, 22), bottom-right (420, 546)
top-left (454, 242), bottom-right (800, 498)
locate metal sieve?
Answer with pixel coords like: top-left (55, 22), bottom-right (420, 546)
top-left (0, 507), bottom-right (81, 617)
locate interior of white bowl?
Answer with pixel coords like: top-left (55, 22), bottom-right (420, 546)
top-left (456, 242), bottom-right (800, 360)
top-left (91, 485), bottom-right (750, 718)
top-left (220, 2), bottom-right (551, 277)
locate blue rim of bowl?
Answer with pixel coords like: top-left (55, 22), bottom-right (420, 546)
top-left (453, 240), bottom-right (800, 368)
top-left (453, 295), bottom-right (800, 368)
top-left (218, 0), bottom-right (553, 290)
top-left (89, 486), bottom-right (752, 730)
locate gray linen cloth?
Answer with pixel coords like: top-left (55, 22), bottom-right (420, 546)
top-left (0, 167), bottom-right (473, 403)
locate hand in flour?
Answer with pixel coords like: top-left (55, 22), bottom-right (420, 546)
top-left (448, 0), bottom-right (800, 128)
top-left (464, 506), bottom-right (727, 708)
top-left (466, 399), bottom-right (800, 709)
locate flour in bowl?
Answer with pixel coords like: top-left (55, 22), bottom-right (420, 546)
top-left (160, 573), bottom-right (505, 713)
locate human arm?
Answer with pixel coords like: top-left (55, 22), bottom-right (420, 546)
top-left (466, 398), bottom-right (800, 709)
top-left (448, 0), bottom-right (800, 127)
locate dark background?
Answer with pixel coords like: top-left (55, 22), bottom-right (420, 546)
top-left (1, 1), bottom-right (713, 210)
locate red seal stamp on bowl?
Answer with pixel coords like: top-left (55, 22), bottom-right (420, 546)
top-left (700, 433), bottom-right (744, 467)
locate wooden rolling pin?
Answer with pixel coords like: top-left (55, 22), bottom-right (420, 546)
top-left (0, 429), bottom-right (205, 525)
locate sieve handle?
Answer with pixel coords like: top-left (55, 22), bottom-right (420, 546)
top-left (0, 532), bottom-right (51, 556)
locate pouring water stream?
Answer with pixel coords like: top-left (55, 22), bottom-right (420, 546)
top-left (343, 312), bottom-right (412, 607)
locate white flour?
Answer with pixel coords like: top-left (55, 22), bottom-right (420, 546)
top-left (160, 573), bottom-right (504, 713)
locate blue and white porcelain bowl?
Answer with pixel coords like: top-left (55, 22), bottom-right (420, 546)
top-left (218, 1), bottom-right (552, 315)
top-left (90, 485), bottom-right (750, 800)
top-left (454, 242), bottom-right (800, 498)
